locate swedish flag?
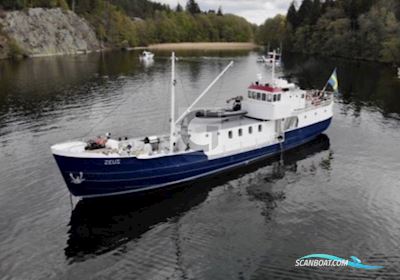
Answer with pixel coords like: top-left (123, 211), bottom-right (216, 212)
top-left (328, 68), bottom-right (339, 93)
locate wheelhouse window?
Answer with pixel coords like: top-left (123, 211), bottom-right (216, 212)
top-left (262, 93), bottom-right (266, 101)
top-left (238, 128), bottom-right (243, 136)
top-left (228, 131), bottom-right (233, 138)
top-left (256, 92), bottom-right (261, 100)
top-left (251, 91), bottom-right (256, 99)
top-left (273, 95), bottom-right (277, 102)
top-left (277, 94), bottom-right (281, 101)
top-left (248, 91), bottom-right (251, 98)
top-left (267, 94), bottom-right (272, 102)
top-left (249, 126), bottom-right (253, 134)
top-left (258, 124), bottom-right (262, 132)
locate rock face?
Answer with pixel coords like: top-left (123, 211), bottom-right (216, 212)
top-left (0, 8), bottom-right (100, 57)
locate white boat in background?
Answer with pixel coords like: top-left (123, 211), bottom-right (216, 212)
top-left (51, 51), bottom-right (336, 198)
top-left (257, 55), bottom-right (266, 63)
top-left (139, 51), bottom-right (154, 60)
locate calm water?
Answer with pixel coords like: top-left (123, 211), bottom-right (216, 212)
top-left (1, 50), bottom-right (400, 280)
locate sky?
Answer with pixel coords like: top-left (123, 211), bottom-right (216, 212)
top-left (153, 0), bottom-right (292, 25)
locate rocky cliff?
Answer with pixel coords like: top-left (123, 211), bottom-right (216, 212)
top-left (0, 8), bottom-right (100, 58)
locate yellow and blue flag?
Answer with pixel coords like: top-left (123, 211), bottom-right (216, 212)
top-left (328, 68), bottom-right (339, 93)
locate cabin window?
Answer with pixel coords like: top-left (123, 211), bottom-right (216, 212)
top-left (257, 92), bottom-right (261, 100)
top-left (251, 91), bottom-right (256, 99)
top-left (277, 94), bottom-right (281, 101)
top-left (258, 124), bottom-right (262, 132)
top-left (262, 93), bottom-right (266, 101)
top-left (249, 126), bottom-right (253, 134)
top-left (267, 94), bottom-right (272, 102)
top-left (273, 95), bottom-right (277, 102)
top-left (228, 131), bottom-right (233, 138)
top-left (238, 128), bottom-right (243, 137)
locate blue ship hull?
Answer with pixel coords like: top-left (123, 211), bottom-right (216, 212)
top-left (53, 118), bottom-right (332, 198)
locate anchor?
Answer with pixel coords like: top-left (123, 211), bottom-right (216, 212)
top-left (69, 172), bottom-right (85, 184)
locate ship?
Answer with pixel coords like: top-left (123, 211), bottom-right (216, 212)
top-left (51, 52), bottom-right (336, 198)
top-left (139, 51), bottom-right (154, 60)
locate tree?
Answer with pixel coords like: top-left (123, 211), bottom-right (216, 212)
top-left (186, 0), bottom-right (201, 14)
top-left (217, 6), bottom-right (223, 16)
top-left (297, 0), bottom-right (313, 26)
top-left (256, 15), bottom-right (286, 47)
top-left (176, 3), bottom-right (183, 12)
top-left (287, 2), bottom-right (299, 30)
top-left (310, 0), bottom-right (321, 25)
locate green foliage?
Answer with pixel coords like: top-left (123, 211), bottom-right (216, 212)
top-left (108, 0), bottom-right (170, 18)
top-left (0, 0), bottom-right (69, 9)
top-left (0, 0), bottom-right (254, 49)
top-left (217, 6), bottom-right (223, 16)
top-left (8, 39), bottom-right (26, 59)
top-left (256, 15), bottom-right (286, 48)
top-left (186, 0), bottom-right (201, 14)
top-left (259, 0), bottom-right (400, 64)
top-left (297, 0), bottom-right (313, 26)
top-left (286, 2), bottom-right (299, 30)
top-left (176, 3), bottom-right (183, 12)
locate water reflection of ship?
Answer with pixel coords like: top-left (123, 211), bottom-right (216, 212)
top-left (65, 134), bottom-right (330, 262)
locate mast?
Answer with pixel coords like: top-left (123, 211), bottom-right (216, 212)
top-left (175, 61), bottom-right (234, 125)
top-left (170, 52), bottom-right (176, 153)
top-left (271, 50), bottom-right (276, 85)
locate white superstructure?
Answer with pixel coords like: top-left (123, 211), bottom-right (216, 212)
top-left (53, 53), bottom-right (333, 161)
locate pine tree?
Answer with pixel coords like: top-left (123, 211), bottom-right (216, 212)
top-left (176, 3), bottom-right (183, 12)
top-left (310, 0), bottom-right (321, 25)
top-left (287, 2), bottom-right (299, 29)
top-left (297, 0), bottom-right (313, 26)
top-left (186, 0), bottom-right (201, 14)
top-left (217, 6), bottom-right (223, 16)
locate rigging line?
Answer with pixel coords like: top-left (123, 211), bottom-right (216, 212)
top-left (80, 79), bottom-right (147, 138)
